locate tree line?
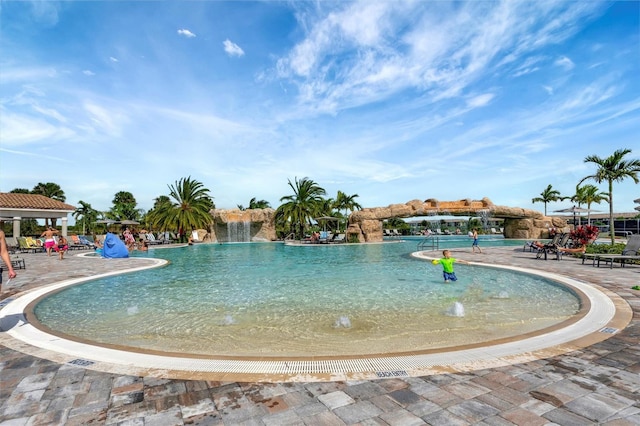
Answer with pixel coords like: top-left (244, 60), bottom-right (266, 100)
top-left (531, 148), bottom-right (640, 245)
top-left (5, 176), bottom-right (362, 240)
top-left (6, 148), bottom-right (638, 243)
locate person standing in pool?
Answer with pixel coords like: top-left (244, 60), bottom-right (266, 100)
top-left (471, 228), bottom-right (482, 253)
top-left (432, 250), bottom-right (469, 283)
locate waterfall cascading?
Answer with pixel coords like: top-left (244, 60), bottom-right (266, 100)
top-left (226, 221), bottom-right (251, 242)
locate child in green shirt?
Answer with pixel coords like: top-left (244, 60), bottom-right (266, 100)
top-left (432, 249), bottom-right (469, 283)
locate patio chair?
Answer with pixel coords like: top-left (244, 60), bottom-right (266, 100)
top-left (582, 234), bottom-right (640, 268)
top-left (10, 255), bottom-right (26, 270)
top-left (144, 233), bottom-right (163, 245)
top-left (535, 233), bottom-right (567, 260)
top-left (17, 237), bottom-right (36, 253)
top-left (330, 233), bottom-right (346, 243)
top-left (5, 237), bottom-right (18, 253)
top-left (26, 237), bottom-right (44, 253)
top-left (68, 235), bottom-right (85, 250)
top-left (524, 233), bottom-right (560, 253)
top-left (78, 235), bottom-right (95, 248)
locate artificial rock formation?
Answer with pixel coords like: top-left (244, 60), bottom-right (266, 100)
top-left (346, 198), bottom-right (569, 242)
top-left (209, 208), bottom-right (277, 242)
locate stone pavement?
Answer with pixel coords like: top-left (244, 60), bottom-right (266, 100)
top-left (1, 245), bottom-right (639, 425)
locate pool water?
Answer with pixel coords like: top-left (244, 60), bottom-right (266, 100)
top-left (34, 237), bottom-right (580, 357)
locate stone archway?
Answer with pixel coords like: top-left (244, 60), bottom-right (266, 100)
top-left (209, 199), bottom-right (569, 243)
top-left (346, 198), bottom-right (569, 243)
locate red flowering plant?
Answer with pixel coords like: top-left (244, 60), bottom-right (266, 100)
top-left (570, 225), bottom-right (599, 247)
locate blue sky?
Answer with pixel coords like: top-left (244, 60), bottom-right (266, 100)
top-left (1, 1), bottom-right (639, 217)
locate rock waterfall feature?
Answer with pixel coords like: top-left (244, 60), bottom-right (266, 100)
top-left (209, 208), bottom-right (277, 243)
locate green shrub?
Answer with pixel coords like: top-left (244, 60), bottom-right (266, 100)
top-left (585, 243), bottom-right (625, 255)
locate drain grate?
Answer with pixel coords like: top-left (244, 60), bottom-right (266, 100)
top-left (375, 370), bottom-right (409, 378)
top-left (599, 327), bottom-right (619, 334)
top-left (68, 358), bottom-right (95, 367)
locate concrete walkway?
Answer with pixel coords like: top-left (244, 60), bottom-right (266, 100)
top-left (1, 245), bottom-right (639, 425)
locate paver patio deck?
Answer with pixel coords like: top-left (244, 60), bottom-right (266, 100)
top-left (1, 244), bottom-right (639, 425)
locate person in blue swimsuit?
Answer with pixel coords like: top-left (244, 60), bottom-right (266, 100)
top-left (472, 228), bottom-right (482, 253)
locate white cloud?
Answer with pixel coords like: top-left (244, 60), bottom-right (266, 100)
top-left (223, 39), bottom-right (244, 57)
top-left (542, 85), bottom-right (554, 95)
top-left (83, 70), bottom-right (95, 76)
top-left (274, 1), bottom-right (605, 116)
top-left (110, 57), bottom-right (119, 62)
top-left (0, 110), bottom-right (75, 146)
top-left (83, 102), bottom-right (128, 137)
top-left (178, 29), bottom-right (196, 38)
top-left (466, 93), bottom-right (495, 108)
top-left (554, 55), bottom-right (575, 70)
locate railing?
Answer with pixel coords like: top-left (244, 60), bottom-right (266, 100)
top-left (284, 233), bottom-right (296, 241)
top-left (417, 235), bottom-right (439, 251)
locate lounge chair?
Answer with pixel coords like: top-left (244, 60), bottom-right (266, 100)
top-left (156, 231), bottom-right (172, 244)
top-left (68, 235), bottom-right (86, 250)
top-left (10, 255), bottom-right (26, 270)
top-left (582, 235), bottom-right (640, 268)
top-left (330, 234), bottom-right (346, 243)
top-left (144, 233), bottom-right (164, 245)
top-left (78, 235), bottom-right (95, 248)
top-left (524, 233), bottom-right (560, 253)
top-left (534, 233), bottom-right (568, 260)
top-left (17, 237), bottom-right (36, 253)
top-left (5, 237), bottom-right (18, 253)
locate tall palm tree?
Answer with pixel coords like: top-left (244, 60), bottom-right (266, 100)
top-left (32, 182), bottom-right (66, 227)
top-left (579, 148), bottom-right (640, 244)
top-left (572, 184), bottom-right (609, 226)
top-left (332, 191), bottom-right (362, 232)
top-left (277, 177), bottom-right (326, 239)
top-left (151, 177), bottom-right (214, 241)
top-left (531, 184), bottom-right (565, 216)
top-left (73, 200), bottom-right (99, 235)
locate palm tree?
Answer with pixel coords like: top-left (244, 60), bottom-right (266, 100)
top-left (73, 201), bottom-right (99, 235)
top-left (276, 177), bottom-right (326, 239)
top-left (532, 184), bottom-right (565, 216)
top-left (151, 177), bottom-right (214, 241)
top-left (579, 148), bottom-right (640, 244)
top-left (248, 198), bottom-right (271, 209)
top-left (237, 198), bottom-right (272, 211)
top-left (32, 182), bottom-right (65, 227)
top-left (572, 184), bottom-right (609, 226)
top-left (332, 190), bottom-right (362, 232)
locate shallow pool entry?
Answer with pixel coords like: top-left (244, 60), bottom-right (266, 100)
top-left (33, 242), bottom-right (580, 357)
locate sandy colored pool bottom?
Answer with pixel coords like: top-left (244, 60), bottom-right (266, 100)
top-left (0, 254), bottom-right (632, 383)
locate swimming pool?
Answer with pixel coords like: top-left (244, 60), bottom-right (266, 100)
top-left (31, 237), bottom-right (581, 357)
